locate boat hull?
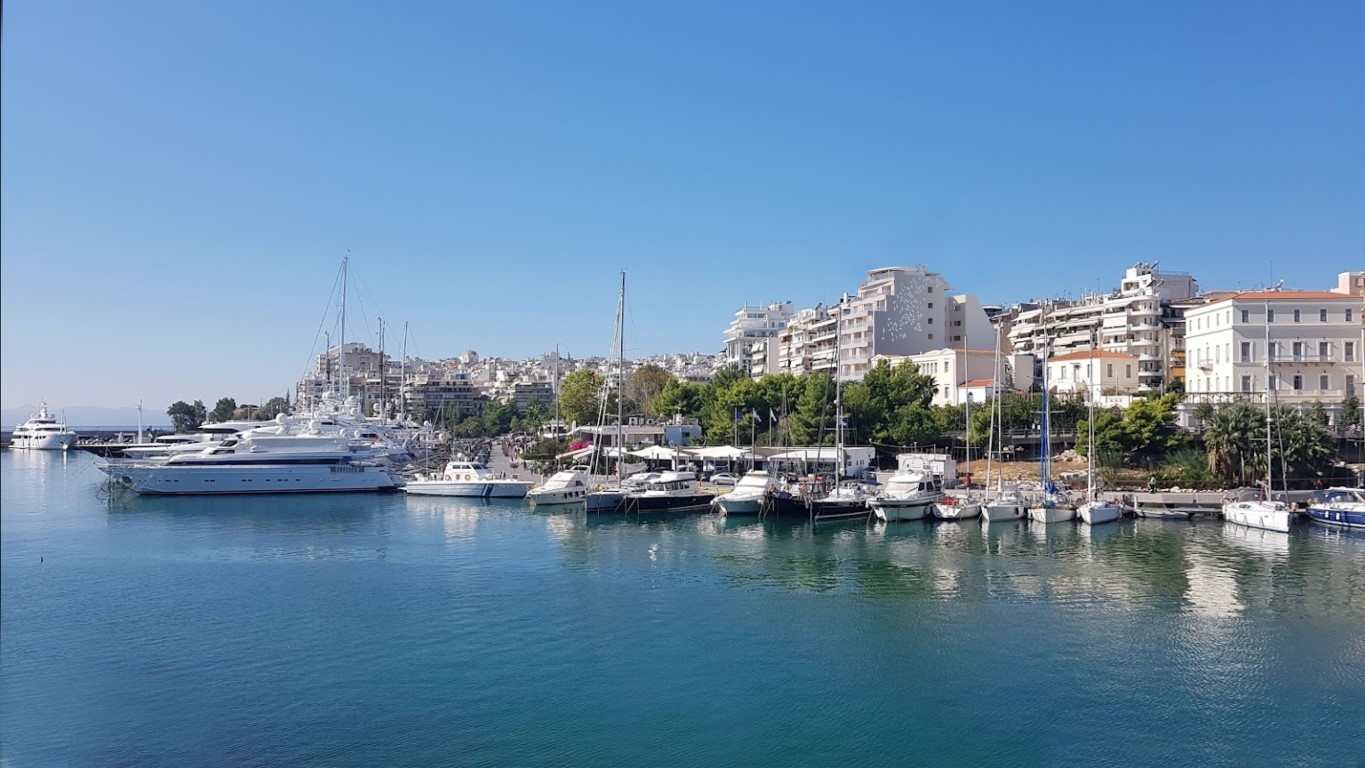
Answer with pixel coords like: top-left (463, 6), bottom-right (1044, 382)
top-left (402, 480), bottom-right (530, 498)
top-left (586, 490), bottom-right (626, 513)
top-left (1223, 500), bottom-right (1292, 532)
top-left (981, 503), bottom-right (1026, 522)
top-left (715, 493), bottom-right (765, 516)
top-left (1305, 506), bottom-right (1365, 529)
top-left (1078, 502), bottom-right (1122, 525)
top-left (811, 499), bottom-right (869, 523)
top-left (1029, 505), bottom-right (1076, 524)
top-left (870, 499), bottom-right (934, 522)
top-left (933, 501), bottom-right (981, 520)
top-left (103, 463), bottom-right (400, 495)
top-left (624, 494), bottom-right (714, 515)
top-left (527, 488), bottom-right (588, 506)
top-left (11, 434), bottom-right (77, 450)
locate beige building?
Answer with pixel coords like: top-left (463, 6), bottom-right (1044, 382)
top-left (1045, 350), bottom-right (1141, 399)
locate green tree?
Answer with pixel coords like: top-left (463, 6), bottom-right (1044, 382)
top-left (1120, 393), bottom-right (1187, 462)
top-left (558, 370), bottom-right (605, 427)
top-left (1201, 402), bottom-right (1264, 485)
top-left (256, 396), bottom-right (291, 420)
top-left (626, 365), bottom-right (674, 416)
top-left (1075, 407), bottom-right (1126, 458)
top-left (1271, 405), bottom-right (1334, 487)
top-left (850, 360), bottom-right (939, 448)
top-left (209, 397), bottom-right (237, 424)
top-left (1340, 394), bottom-right (1360, 430)
top-left (786, 373), bottom-right (834, 445)
top-left (650, 378), bottom-right (706, 421)
top-left (167, 400), bottom-right (207, 433)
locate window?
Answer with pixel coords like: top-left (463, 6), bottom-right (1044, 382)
top-left (1321, 309), bottom-right (1328, 322)
top-left (928, 302), bottom-right (934, 309)
top-left (927, 333), bottom-right (933, 340)
top-left (1125, 364), bottom-right (1132, 378)
top-left (1107, 363), bottom-right (1114, 377)
top-left (1241, 375), bottom-right (1252, 392)
top-left (1293, 309), bottom-right (1301, 323)
top-left (928, 318), bottom-right (933, 324)
top-left (1319, 341), bottom-right (1330, 361)
top-left (1268, 374), bottom-right (1277, 390)
top-left (1292, 374), bottom-right (1303, 391)
top-left (1241, 309), bottom-right (1250, 323)
top-left (1292, 341), bottom-right (1304, 360)
top-left (1349, 375), bottom-right (1358, 395)
top-left (1348, 308), bottom-right (1355, 322)
top-left (1320, 374), bottom-right (1330, 391)
top-left (1267, 341), bottom-right (1278, 361)
top-left (1268, 309), bottom-right (1275, 322)
top-left (1241, 341), bottom-right (1252, 362)
top-left (1347, 341), bottom-right (1357, 363)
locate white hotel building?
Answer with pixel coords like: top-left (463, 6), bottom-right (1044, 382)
top-left (720, 302), bottom-right (796, 378)
top-left (1183, 278), bottom-right (1364, 413)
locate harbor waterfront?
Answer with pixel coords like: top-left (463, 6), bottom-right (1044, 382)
top-left (3, 450), bottom-right (1364, 766)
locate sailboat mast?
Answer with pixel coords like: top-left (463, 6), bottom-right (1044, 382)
top-left (1264, 296), bottom-right (1273, 496)
top-left (339, 255), bottom-right (349, 400)
top-left (834, 298), bottom-right (844, 480)
top-left (616, 271), bottom-right (626, 484)
top-left (399, 322), bottom-right (408, 422)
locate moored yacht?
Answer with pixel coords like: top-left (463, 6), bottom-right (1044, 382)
top-left (811, 481), bottom-right (871, 523)
top-left (10, 403), bottom-right (78, 450)
top-left (402, 459), bottom-right (533, 498)
top-left (981, 487), bottom-right (1028, 522)
top-left (97, 434), bottom-right (402, 495)
top-left (1223, 496), bottom-right (1291, 533)
top-left (1305, 487), bottom-right (1365, 529)
top-left (621, 471), bottom-right (713, 515)
top-left (586, 471), bottom-right (659, 513)
top-left (714, 470), bottom-right (776, 516)
top-left (933, 492), bottom-right (982, 521)
top-left (527, 466), bottom-right (592, 507)
top-left (868, 472), bottom-right (939, 522)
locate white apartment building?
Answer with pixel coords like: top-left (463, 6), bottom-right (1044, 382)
top-left (720, 301), bottom-right (796, 377)
top-left (874, 348), bottom-right (1033, 405)
top-left (1003, 263), bottom-right (1198, 392)
top-left (775, 304), bottom-right (840, 376)
top-left (1183, 287), bottom-right (1364, 409)
top-left (1045, 350), bottom-right (1141, 399)
top-left (837, 267), bottom-right (995, 382)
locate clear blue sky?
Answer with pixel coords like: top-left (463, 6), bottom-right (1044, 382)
top-left (3, 0), bottom-right (1362, 411)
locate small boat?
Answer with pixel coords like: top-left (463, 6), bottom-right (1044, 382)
top-left (1029, 495), bottom-right (1077, 524)
top-left (526, 466), bottom-right (591, 507)
top-left (869, 471), bottom-right (939, 522)
top-left (1304, 487), bottom-right (1365, 529)
top-left (403, 459), bottom-right (533, 498)
top-left (934, 492), bottom-right (982, 520)
top-left (982, 487), bottom-right (1028, 522)
top-left (1223, 298), bottom-right (1292, 534)
top-left (587, 471), bottom-right (659, 513)
top-left (714, 470), bottom-right (776, 516)
top-left (10, 402), bottom-right (78, 450)
top-left (1077, 494), bottom-right (1122, 525)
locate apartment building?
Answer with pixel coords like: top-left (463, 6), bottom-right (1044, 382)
top-left (720, 301), bottom-right (796, 377)
top-left (1183, 286), bottom-right (1364, 408)
top-left (1045, 350), bottom-right (1141, 399)
top-left (1000, 263), bottom-right (1198, 392)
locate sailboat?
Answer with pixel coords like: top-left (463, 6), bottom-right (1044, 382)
top-left (586, 272), bottom-right (636, 513)
top-left (810, 300), bottom-right (870, 522)
top-left (1222, 295), bottom-right (1292, 533)
top-left (982, 326), bottom-right (1026, 522)
top-left (935, 328), bottom-right (982, 520)
top-left (1028, 339), bottom-right (1076, 524)
top-left (1078, 334), bottom-right (1122, 525)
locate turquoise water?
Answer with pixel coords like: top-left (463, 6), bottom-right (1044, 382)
top-left (3, 450), bottom-right (1363, 767)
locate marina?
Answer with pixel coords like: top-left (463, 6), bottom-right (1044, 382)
top-left (2, 448), bottom-right (1363, 767)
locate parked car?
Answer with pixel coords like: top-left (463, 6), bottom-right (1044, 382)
top-left (709, 472), bottom-right (739, 487)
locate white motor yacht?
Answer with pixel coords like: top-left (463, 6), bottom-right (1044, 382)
top-left (98, 434), bottom-right (401, 495)
top-left (527, 467), bottom-right (592, 507)
top-left (714, 470), bottom-right (776, 516)
top-left (403, 459), bottom-right (533, 498)
top-left (10, 403), bottom-right (78, 450)
top-left (868, 472), bottom-right (939, 522)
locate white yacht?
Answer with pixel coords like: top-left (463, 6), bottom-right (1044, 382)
top-left (402, 459), bottom-right (533, 498)
top-left (1224, 496), bottom-right (1291, 533)
top-left (527, 467), bottom-right (592, 507)
top-left (10, 403), bottom-right (78, 450)
top-left (97, 434), bottom-right (402, 495)
top-left (934, 492), bottom-right (982, 521)
top-left (1077, 494), bottom-right (1123, 525)
top-left (622, 471), bottom-right (714, 514)
top-left (714, 470), bottom-right (776, 516)
top-left (1029, 494), bottom-right (1077, 524)
top-left (869, 472), bottom-right (939, 522)
top-left (1305, 487), bottom-right (1365, 529)
top-left (981, 487), bottom-right (1028, 522)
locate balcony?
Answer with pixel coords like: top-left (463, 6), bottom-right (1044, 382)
top-left (1269, 353), bottom-right (1337, 364)
top-left (1130, 304), bottom-right (1159, 317)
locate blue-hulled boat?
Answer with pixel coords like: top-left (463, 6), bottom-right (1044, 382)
top-left (1305, 487), bottom-right (1365, 530)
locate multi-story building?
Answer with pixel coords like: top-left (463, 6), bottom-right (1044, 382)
top-left (402, 367), bottom-right (487, 419)
top-left (1000, 263), bottom-right (1198, 392)
top-left (1183, 282), bottom-right (1364, 416)
top-left (1045, 350), bottom-right (1141, 399)
top-left (295, 342), bottom-right (400, 416)
top-left (775, 304), bottom-right (839, 376)
top-left (720, 302), bottom-right (795, 377)
top-left (875, 348), bottom-right (1033, 405)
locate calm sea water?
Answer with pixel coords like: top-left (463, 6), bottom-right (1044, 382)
top-left (2, 450), bottom-right (1363, 767)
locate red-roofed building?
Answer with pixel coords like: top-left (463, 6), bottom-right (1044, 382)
top-left (1045, 350), bottom-right (1141, 397)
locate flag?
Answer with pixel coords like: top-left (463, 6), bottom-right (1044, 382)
top-left (733, 408), bottom-right (740, 420)
top-left (752, 409), bottom-right (761, 421)
top-left (769, 408), bottom-right (777, 422)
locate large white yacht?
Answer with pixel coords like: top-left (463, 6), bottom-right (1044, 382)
top-left (868, 472), bottom-right (939, 522)
top-left (10, 403), bottom-right (78, 450)
top-left (527, 467), bottom-right (592, 507)
top-left (402, 459), bottom-right (533, 498)
top-left (97, 434), bottom-right (402, 495)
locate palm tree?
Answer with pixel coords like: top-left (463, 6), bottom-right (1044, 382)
top-left (1271, 406), bottom-right (1334, 487)
top-left (1201, 402), bottom-right (1264, 485)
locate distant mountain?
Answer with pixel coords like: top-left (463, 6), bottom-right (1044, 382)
top-left (1, 405), bottom-right (171, 430)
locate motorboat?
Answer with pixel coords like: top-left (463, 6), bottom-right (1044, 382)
top-left (10, 403), bottom-right (77, 450)
top-left (402, 459), bottom-right (533, 498)
top-left (527, 466), bottom-right (592, 507)
top-left (714, 470), bottom-right (776, 516)
top-left (1305, 487), bottom-right (1365, 529)
top-left (868, 472), bottom-right (939, 522)
top-left (620, 471), bottom-right (713, 515)
top-left (586, 471), bottom-right (659, 513)
top-left (97, 434), bottom-right (401, 495)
